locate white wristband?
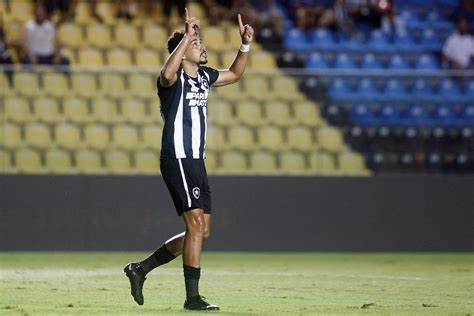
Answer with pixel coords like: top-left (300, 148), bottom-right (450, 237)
top-left (239, 43), bottom-right (250, 53)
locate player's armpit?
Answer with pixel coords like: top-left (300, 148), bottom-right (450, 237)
top-left (159, 69), bottom-right (178, 88)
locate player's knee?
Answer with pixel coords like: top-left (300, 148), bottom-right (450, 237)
top-left (186, 213), bottom-right (205, 236)
top-left (202, 229), bottom-right (210, 241)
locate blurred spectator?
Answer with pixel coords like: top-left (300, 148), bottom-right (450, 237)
top-left (319, 0), bottom-right (355, 34)
top-left (20, 4), bottom-right (69, 67)
top-left (442, 17), bottom-right (474, 69)
top-left (0, 26), bottom-right (14, 86)
top-left (451, 0), bottom-right (474, 33)
top-left (41, 0), bottom-right (77, 25)
top-left (162, 0), bottom-right (187, 35)
top-left (116, 0), bottom-right (134, 21)
top-left (202, 0), bottom-right (239, 25)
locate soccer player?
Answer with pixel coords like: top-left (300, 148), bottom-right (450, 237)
top-left (124, 8), bottom-right (254, 311)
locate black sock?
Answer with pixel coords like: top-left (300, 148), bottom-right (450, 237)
top-left (183, 264), bottom-right (200, 299)
top-left (137, 244), bottom-right (176, 275)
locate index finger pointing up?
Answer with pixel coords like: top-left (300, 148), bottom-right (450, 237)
top-left (238, 14), bottom-right (244, 31)
top-left (185, 7), bottom-right (189, 20)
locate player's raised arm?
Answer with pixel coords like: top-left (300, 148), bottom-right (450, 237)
top-left (213, 14), bottom-right (254, 87)
top-left (160, 8), bottom-right (200, 87)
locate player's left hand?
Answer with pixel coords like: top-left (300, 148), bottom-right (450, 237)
top-left (238, 14), bottom-right (254, 45)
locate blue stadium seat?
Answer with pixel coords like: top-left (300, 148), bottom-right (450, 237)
top-left (361, 53), bottom-right (383, 69)
top-left (461, 104), bottom-right (474, 126)
top-left (339, 33), bottom-right (364, 51)
top-left (420, 29), bottom-right (442, 51)
top-left (388, 54), bottom-right (410, 69)
top-left (393, 30), bottom-right (416, 52)
top-left (311, 28), bottom-right (335, 49)
top-left (378, 104), bottom-right (402, 126)
top-left (411, 78), bottom-right (434, 102)
top-left (350, 104), bottom-right (376, 126)
top-left (384, 79), bottom-right (409, 101)
top-left (356, 78), bottom-right (379, 101)
top-left (368, 30), bottom-right (390, 52)
top-left (334, 53), bottom-right (356, 69)
top-left (463, 80), bottom-right (474, 101)
top-left (284, 28), bottom-right (309, 50)
top-left (403, 104), bottom-right (432, 127)
top-left (415, 53), bottom-right (439, 70)
top-left (305, 52), bottom-right (329, 69)
top-left (438, 78), bottom-right (461, 102)
top-left (433, 104), bottom-right (458, 127)
top-left (328, 78), bottom-right (353, 101)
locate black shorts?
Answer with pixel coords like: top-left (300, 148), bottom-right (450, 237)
top-left (160, 158), bottom-right (212, 216)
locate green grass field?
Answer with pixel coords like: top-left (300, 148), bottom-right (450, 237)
top-left (0, 252), bottom-right (472, 315)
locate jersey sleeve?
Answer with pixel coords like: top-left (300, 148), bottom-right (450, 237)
top-left (201, 66), bottom-right (219, 86)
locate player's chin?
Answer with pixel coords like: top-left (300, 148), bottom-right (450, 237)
top-left (199, 58), bottom-right (208, 65)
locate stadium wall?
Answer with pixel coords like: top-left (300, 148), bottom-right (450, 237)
top-left (0, 175), bottom-right (472, 251)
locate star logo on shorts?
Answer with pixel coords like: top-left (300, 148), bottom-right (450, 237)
top-left (193, 187), bottom-right (200, 199)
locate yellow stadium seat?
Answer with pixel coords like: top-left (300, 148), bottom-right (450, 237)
top-left (250, 51), bottom-right (276, 69)
top-left (13, 72), bottom-right (40, 96)
top-left (243, 76), bottom-right (270, 100)
top-left (318, 126), bottom-right (345, 153)
top-left (214, 81), bottom-right (244, 101)
top-left (84, 124), bottom-right (109, 149)
top-left (221, 51), bottom-right (236, 68)
top-left (204, 151), bottom-right (218, 174)
top-left (265, 101), bottom-right (294, 127)
top-left (72, 72), bottom-right (98, 97)
top-left (58, 23), bottom-right (84, 48)
top-left (115, 24), bottom-right (140, 49)
top-left (75, 1), bottom-right (92, 24)
top-left (207, 99), bottom-right (235, 127)
top-left (272, 76), bottom-right (302, 101)
top-left (309, 152), bottom-right (336, 175)
top-left (257, 126), bottom-right (284, 151)
top-left (24, 122), bottom-right (51, 147)
top-left (128, 73), bottom-right (155, 98)
top-left (121, 98), bottom-right (152, 124)
top-left (206, 126), bottom-right (226, 151)
top-left (63, 97), bottom-right (91, 123)
top-left (202, 27), bottom-right (226, 52)
top-left (0, 149), bottom-right (16, 173)
top-left (112, 124), bottom-right (139, 150)
top-left (220, 151), bottom-right (247, 174)
top-left (3, 19), bottom-right (23, 46)
top-left (135, 150), bottom-right (160, 174)
top-left (43, 72), bottom-right (69, 97)
top-left (96, 1), bottom-right (116, 24)
top-left (293, 101), bottom-right (323, 127)
top-left (75, 149), bottom-right (104, 174)
top-left (107, 48), bottom-right (132, 66)
top-left (86, 24), bottom-right (112, 48)
top-left (55, 123), bottom-right (82, 149)
top-left (99, 73), bottom-right (126, 96)
top-left (9, 1), bottom-right (33, 21)
top-left (16, 148), bottom-right (44, 174)
top-left (227, 28), bottom-right (242, 49)
top-left (105, 150), bottom-right (133, 174)
top-left (1, 123), bottom-right (22, 148)
top-left (142, 124), bottom-right (162, 150)
top-left (280, 151), bottom-right (307, 174)
top-left (4, 96), bottom-right (32, 123)
top-left (227, 125), bottom-right (254, 151)
top-left (249, 151), bottom-right (277, 174)
top-left (136, 49), bottom-right (161, 67)
top-left (338, 151), bottom-right (368, 175)
top-left (33, 97), bottom-right (61, 123)
top-left (46, 149), bottom-right (74, 174)
top-left (78, 47), bottom-right (104, 66)
top-left (91, 97), bottom-right (120, 122)
top-left (206, 51), bottom-right (222, 68)
top-left (0, 72), bottom-right (12, 94)
top-left (287, 126), bottom-right (315, 152)
top-left (235, 100), bottom-right (264, 127)
top-left (143, 24), bottom-right (167, 50)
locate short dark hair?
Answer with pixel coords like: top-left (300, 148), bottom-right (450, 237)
top-left (167, 30), bottom-right (185, 54)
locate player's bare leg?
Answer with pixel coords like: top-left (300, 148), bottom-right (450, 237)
top-left (181, 209), bottom-right (218, 310)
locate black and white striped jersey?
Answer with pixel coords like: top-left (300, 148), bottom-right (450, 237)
top-left (157, 66), bottom-right (219, 160)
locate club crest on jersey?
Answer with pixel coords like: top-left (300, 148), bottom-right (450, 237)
top-left (192, 187), bottom-right (200, 199)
